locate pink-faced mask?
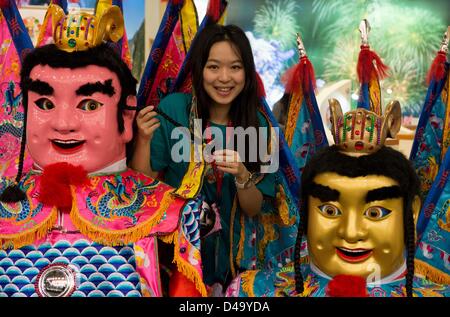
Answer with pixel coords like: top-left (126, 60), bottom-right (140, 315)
top-left (26, 64), bottom-right (135, 173)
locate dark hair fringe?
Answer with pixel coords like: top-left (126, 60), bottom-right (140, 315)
top-left (294, 145), bottom-right (420, 296)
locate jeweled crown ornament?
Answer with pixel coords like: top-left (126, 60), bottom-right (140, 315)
top-left (48, 0), bottom-right (124, 52)
top-left (329, 20), bottom-right (401, 155)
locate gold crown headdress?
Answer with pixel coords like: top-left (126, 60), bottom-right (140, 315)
top-left (328, 20), bottom-right (401, 156)
top-left (44, 0), bottom-right (124, 52)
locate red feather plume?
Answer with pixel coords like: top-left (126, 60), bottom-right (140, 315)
top-left (282, 56), bottom-right (317, 95)
top-left (426, 51), bottom-right (447, 85)
top-left (39, 163), bottom-right (89, 210)
top-left (357, 45), bottom-right (389, 84)
top-left (326, 275), bottom-right (368, 297)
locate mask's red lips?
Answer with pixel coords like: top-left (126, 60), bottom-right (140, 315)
top-left (51, 139), bottom-right (85, 154)
top-left (336, 247), bottom-right (373, 263)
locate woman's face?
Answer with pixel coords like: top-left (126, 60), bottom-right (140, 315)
top-left (202, 41), bottom-right (246, 109)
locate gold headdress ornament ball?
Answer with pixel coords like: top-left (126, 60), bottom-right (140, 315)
top-left (46, 0), bottom-right (125, 52)
top-left (328, 20), bottom-right (401, 156)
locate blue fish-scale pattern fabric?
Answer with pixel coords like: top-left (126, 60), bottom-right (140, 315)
top-left (0, 239), bottom-right (142, 297)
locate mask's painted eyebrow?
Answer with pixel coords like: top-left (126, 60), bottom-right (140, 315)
top-left (76, 79), bottom-right (115, 97)
top-left (25, 79), bottom-right (54, 96)
top-left (365, 186), bottom-right (402, 203)
top-left (309, 183), bottom-right (340, 202)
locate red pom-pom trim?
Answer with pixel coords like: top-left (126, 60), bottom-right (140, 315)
top-left (39, 163), bottom-right (89, 210)
top-left (357, 45), bottom-right (389, 84)
top-left (426, 51), bottom-right (447, 85)
top-left (326, 274), bottom-right (368, 297)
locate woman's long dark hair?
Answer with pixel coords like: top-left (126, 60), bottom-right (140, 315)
top-left (187, 24), bottom-right (262, 172)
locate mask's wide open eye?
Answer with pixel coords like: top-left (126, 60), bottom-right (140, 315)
top-left (35, 98), bottom-right (55, 111)
top-left (78, 99), bottom-right (104, 112)
top-left (364, 206), bottom-right (392, 220)
top-left (318, 204), bottom-right (342, 218)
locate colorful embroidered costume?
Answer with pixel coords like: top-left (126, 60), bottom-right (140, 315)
top-left (0, 169), bottom-right (205, 297)
top-left (227, 259), bottom-right (450, 297)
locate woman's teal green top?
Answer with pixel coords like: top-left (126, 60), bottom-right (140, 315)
top-left (150, 93), bottom-right (276, 287)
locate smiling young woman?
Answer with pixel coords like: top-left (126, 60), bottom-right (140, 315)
top-left (130, 24), bottom-right (277, 294)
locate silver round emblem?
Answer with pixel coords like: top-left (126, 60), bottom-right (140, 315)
top-left (36, 264), bottom-right (77, 297)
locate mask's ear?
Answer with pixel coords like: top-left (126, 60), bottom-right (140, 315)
top-left (412, 195), bottom-right (421, 243)
top-left (122, 95), bottom-right (137, 143)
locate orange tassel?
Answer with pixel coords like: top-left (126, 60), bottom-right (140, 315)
top-left (357, 45), bottom-right (389, 84)
top-left (426, 51), bottom-right (447, 85)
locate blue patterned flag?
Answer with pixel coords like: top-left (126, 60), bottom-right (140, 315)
top-left (137, 0), bottom-right (200, 110)
top-left (281, 34), bottom-right (328, 176)
top-left (411, 31), bottom-right (450, 285)
top-left (410, 53), bottom-right (449, 202)
top-left (0, 0), bottom-right (34, 178)
top-left (137, 0), bottom-right (185, 110)
top-left (0, 0), bottom-right (33, 62)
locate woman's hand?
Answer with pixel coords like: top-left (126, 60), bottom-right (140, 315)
top-left (214, 149), bottom-right (262, 217)
top-left (213, 149), bottom-right (250, 182)
top-left (136, 106), bottom-right (160, 142)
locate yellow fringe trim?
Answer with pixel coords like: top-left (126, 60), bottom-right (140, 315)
top-left (414, 259), bottom-right (450, 285)
top-left (0, 207), bottom-right (58, 250)
top-left (158, 230), bottom-right (176, 245)
top-left (276, 185), bottom-right (290, 226)
top-left (229, 196), bottom-right (238, 278)
top-left (161, 230), bottom-right (208, 297)
top-left (240, 270), bottom-right (259, 297)
top-left (70, 187), bottom-right (175, 246)
top-left (180, 0), bottom-right (198, 53)
top-left (236, 212), bottom-right (245, 266)
top-left (369, 71), bottom-right (382, 115)
top-left (258, 215), bottom-right (276, 263)
top-left (174, 143), bottom-right (205, 199)
top-left (285, 90), bottom-right (303, 146)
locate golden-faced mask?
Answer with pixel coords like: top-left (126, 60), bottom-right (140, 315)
top-left (307, 172), bottom-right (407, 278)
